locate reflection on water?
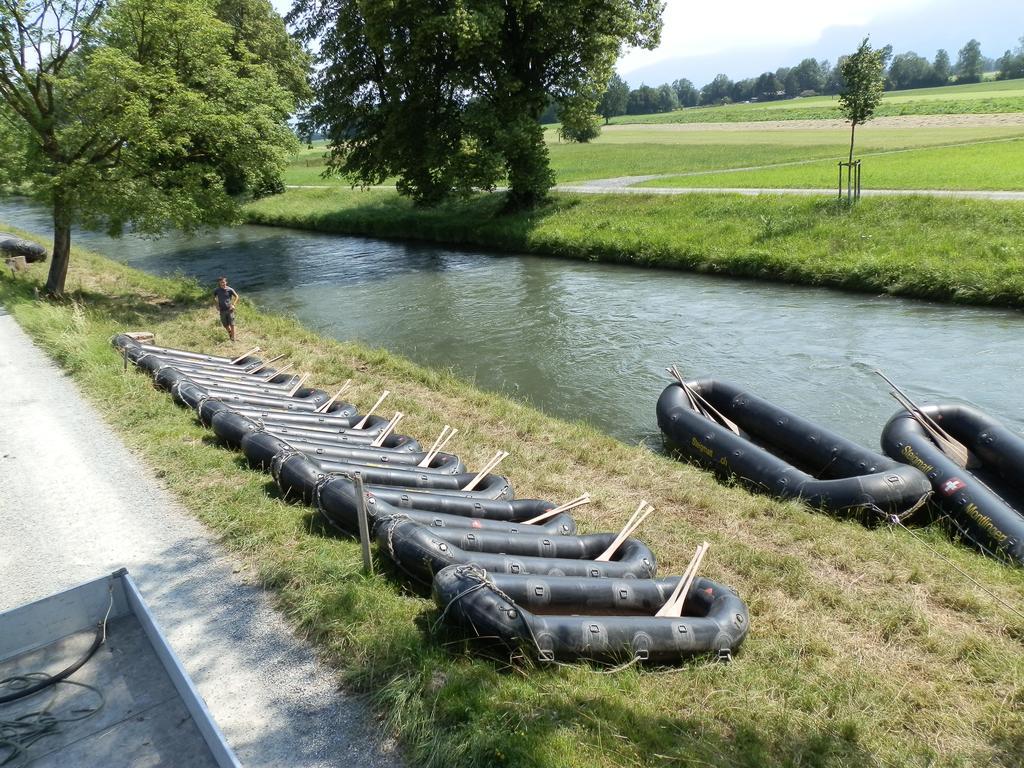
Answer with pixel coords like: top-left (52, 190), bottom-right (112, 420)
top-left (3, 196), bottom-right (1022, 449)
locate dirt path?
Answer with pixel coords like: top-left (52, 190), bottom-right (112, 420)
top-left (0, 309), bottom-right (402, 768)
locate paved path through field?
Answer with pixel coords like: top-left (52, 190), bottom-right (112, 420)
top-left (553, 182), bottom-right (1024, 200)
top-left (0, 308), bottom-right (402, 768)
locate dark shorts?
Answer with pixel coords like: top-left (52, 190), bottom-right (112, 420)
top-left (219, 308), bottom-right (236, 327)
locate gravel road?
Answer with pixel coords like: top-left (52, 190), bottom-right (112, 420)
top-left (0, 307), bottom-right (403, 768)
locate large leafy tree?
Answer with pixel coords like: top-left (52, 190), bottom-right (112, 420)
top-left (598, 73), bottom-right (629, 124)
top-left (956, 38), bottom-right (984, 82)
top-left (291, 0), bottom-right (662, 209)
top-left (0, 0), bottom-right (308, 296)
top-left (839, 38), bottom-right (885, 165)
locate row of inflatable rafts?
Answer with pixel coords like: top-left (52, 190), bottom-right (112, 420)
top-left (113, 333), bottom-right (749, 665)
top-left (657, 366), bottom-right (1024, 566)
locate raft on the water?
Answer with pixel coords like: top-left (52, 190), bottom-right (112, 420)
top-left (882, 403), bottom-right (1024, 565)
top-left (113, 334), bottom-right (751, 663)
top-left (657, 378), bottom-right (931, 517)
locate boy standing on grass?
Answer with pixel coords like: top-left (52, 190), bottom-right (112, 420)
top-left (213, 276), bottom-right (239, 342)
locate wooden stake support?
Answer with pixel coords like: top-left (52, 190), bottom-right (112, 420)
top-left (315, 380), bottom-right (353, 413)
top-left (353, 473), bottom-right (373, 575)
top-left (462, 451), bottom-right (509, 491)
top-left (523, 494), bottom-right (591, 525)
top-left (655, 542), bottom-right (710, 618)
top-left (354, 390), bottom-right (390, 430)
top-left (596, 501), bottom-right (654, 562)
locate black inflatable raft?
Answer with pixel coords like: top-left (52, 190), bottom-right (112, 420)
top-left (433, 565), bottom-right (748, 663)
top-left (881, 404), bottom-right (1024, 565)
top-left (0, 234), bottom-right (47, 262)
top-left (657, 379), bottom-right (931, 517)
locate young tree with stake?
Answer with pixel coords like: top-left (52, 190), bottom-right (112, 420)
top-left (838, 38), bottom-right (886, 167)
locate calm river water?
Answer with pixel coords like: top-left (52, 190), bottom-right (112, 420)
top-left (3, 197), bottom-right (1021, 449)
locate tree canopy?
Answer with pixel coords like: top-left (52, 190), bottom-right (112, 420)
top-left (0, 0), bottom-right (308, 295)
top-left (839, 38), bottom-right (886, 164)
top-left (956, 39), bottom-right (984, 82)
top-left (290, 0), bottom-right (662, 208)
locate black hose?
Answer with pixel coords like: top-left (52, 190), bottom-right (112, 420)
top-left (0, 623), bottom-right (104, 705)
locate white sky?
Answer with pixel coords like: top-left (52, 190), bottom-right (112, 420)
top-left (617, 0), bottom-right (934, 75)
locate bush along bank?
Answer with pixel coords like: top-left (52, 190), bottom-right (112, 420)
top-left (245, 187), bottom-right (1024, 308)
top-left (2, 231), bottom-right (1024, 768)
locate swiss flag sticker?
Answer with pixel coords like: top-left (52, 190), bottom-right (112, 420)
top-left (941, 477), bottom-right (967, 496)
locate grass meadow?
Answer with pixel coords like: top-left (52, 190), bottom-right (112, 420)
top-left (286, 122), bottom-right (1024, 188)
top-left (638, 136), bottom-right (1024, 190)
top-left (2, 231), bottom-right (1023, 768)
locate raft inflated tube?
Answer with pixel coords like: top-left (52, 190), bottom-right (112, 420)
top-left (881, 404), bottom-right (1024, 565)
top-left (657, 380), bottom-right (932, 516)
top-left (271, 449), bottom-right (513, 503)
top-left (376, 516), bottom-right (656, 583)
top-left (432, 565), bottom-right (747, 663)
top-left (0, 236), bottom-right (48, 263)
top-left (299, 472), bottom-right (575, 535)
top-left (129, 340), bottom-right (262, 368)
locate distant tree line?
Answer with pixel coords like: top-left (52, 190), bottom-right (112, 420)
top-left (543, 35), bottom-right (1022, 126)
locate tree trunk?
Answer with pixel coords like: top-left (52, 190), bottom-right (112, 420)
top-left (503, 113), bottom-right (554, 212)
top-left (43, 199), bottom-right (72, 298)
top-left (848, 121), bottom-right (856, 165)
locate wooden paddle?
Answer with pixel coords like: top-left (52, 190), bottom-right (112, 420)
top-left (370, 412), bottom-right (404, 447)
top-left (595, 501), bottom-right (654, 562)
top-left (875, 370), bottom-right (972, 469)
top-left (286, 372), bottom-right (311, 397)
top-left (230, 346), bottom-right (260, 365)
top-left (261, 362), bottom-right (293, 382)
top-left (315, 380), bottom-right (353, 413)
top-left (248, 354), bottom-right (286, 375)
top-left (667, 366), bottom-right (740, 436)
top-left (523, 494), bottom-right (592, 525)
top-left (655, 542), bottom-right (710, 618)
top-left (353, 390), bottom-right (390, 430)
top-left (462, 451), bottom-right (509, 491)
top-left (418, 425), bottom-right (458, 468)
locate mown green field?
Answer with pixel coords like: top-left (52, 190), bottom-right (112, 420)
top-left (607, 78), bottom-right (1024, 125)
top-left (285, 123), bottom-right (1024, 187)
top-left (548, 126), bottom-right (1024, 184)
top-left (638, 136), bottom-right (1024, 190)
top-left (3, 231), bottom-right (1023, 768)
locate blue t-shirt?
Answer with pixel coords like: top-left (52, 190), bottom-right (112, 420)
top-left (214, 286), bottom-right (237, 312)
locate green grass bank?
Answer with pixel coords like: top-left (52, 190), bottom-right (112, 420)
top-left (244, 187), bottom-right (1024, 308)
top-left (2, 227), bottom-right (1023, 768)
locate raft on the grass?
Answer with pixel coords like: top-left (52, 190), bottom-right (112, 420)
top-left (882, 403), bottom-right (1024, 565)
top-left (656, 377), bottom-right (932, 518)
top-left (113, 334), bottom-right (750, 663)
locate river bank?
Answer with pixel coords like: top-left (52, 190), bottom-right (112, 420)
top-left (2, 227), bottom-right (1023, 768)
top-left (244, 187), bottom-right (1024, 308)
